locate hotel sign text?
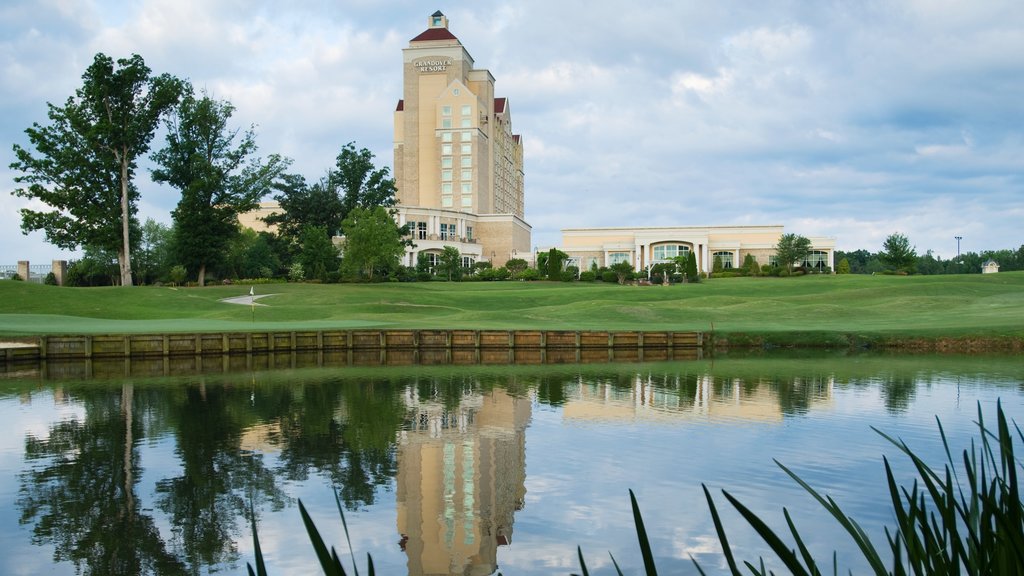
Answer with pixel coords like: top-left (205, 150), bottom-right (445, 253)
top-left (415, 57), bottom-right (452, 73)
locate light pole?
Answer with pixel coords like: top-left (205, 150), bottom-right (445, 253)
top-left (955, 236), bottom-right (962, 262)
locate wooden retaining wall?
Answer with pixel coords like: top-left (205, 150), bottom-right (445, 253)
top-left (2, 329), bottom-right (702, 363)
top-left (10, 346), bottom-right (703, 381)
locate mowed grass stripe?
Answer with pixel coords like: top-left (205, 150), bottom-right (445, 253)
top-left (1, 272), bottom-right (1022, 337)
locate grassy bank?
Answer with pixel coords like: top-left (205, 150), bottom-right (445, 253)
top-left (1, 273), bottom-right (1022, 347)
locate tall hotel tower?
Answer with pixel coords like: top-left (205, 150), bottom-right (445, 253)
top-left (394, 12), bottom-right (531, 268)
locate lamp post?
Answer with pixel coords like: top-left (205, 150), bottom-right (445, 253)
top-left (955, 236), bottom-right (962, 261)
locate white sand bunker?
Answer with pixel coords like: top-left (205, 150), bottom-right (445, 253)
top-left (219, 293), bottom-right (275, 306)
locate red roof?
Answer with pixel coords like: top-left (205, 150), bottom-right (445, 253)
top-left (411, 28), bottom-right (458, 42)
top-left (396, 99), bottom-right (404, 112)
top-left (494, 97), bottom-right (507, 114)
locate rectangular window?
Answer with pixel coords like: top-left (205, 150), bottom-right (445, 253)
top-left (461, 196), bottom-right (472, 207)
top-left (461, 256), bottom-right (474, 268)
top-left (461, 131), bottom-right (472, 142)
top-left (461, 169), bottom-right (472, 180)
top-left (461, 182), bottom-right (472, 194)
top-left (466, 226), bottom-right (473, 241)
top-left (442, 132), bottom-right (452, 142)
top-left (460, 117), bottom-right (471, 128)
top-left (608, 252), bottom-right (630, 265)
top-left (442, 144), bottom-right (452, 155)
top-left (461, 104), bottom-right (471, 116)
top-left (417, 222), bottom-right (427, 240)
top-left (441, 196), bottom-right (453, 208)
top-left (441, 118), bottom-right (452, 129)
top-left (441, 156), bottom-right (452, 168)
top-left (441, 170), bottom-right (452, 181)
top-left (461, 144), bottom-right (471, 154)
top-left (441, 183), bottom-right (452, 194)
top-left (460, 156), bottom-right (472, 167)
top-left (440, 223), bottom-right (454, 239)
top-left (442, 105), bottom-right (452, 116)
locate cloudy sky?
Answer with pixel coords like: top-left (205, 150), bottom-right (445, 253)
top-left (3, 0), bottom-right (1022, 265)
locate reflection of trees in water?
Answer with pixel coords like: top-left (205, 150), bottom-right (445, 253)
top-left (536, 375), bottom-right (568, 406)
top-left (879, 376), bottom-right (916, 414)
top-left (18, 384), bottom-right (187, 575)
top-left (273, 378), bottom-right (404, 509)
top-left (154, 383), bottom-right (286, 570)
top-left (17, 377), bottom-right (411, 574)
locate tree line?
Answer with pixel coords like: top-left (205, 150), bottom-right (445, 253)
top-left (11, 53), bottom-right (1019, 287)
top-left (10, 52), bottom-right (409, 287)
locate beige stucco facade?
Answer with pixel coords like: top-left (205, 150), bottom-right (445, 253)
top-left (559, 225), bottom-right (837, 274)
top-left (236, 201), bottom-right (281, 234)
top-left (394, 11), bottom-right (530, 269)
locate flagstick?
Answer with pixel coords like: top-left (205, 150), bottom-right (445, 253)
top-left (250, 286), bottom-right (255, 324)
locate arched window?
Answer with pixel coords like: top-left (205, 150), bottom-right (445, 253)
top-left (652, 244), bottom-right (691, 261)
top-left (713, 251), bottom-right (734, 269)
top-left (803, 250), bottom-right (829, 271)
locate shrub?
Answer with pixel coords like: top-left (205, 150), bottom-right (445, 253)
top-left (478, 267), bottom-right (511, 281)
top-left (579, 271), bottom-right (596, 282)
top-left (517, 268), bottom-right (540, 281)
top-left (560, 270), bottom-right (576, 282)
top-left (44, 272), bottom-right (58, 285)
top-left (601, 271), bottom-right (618, 283)
top-left (11, 273), bottom-right (24, 281)
top-left (169, 265), bottom-right (188, 286)
top-left (287, 262), bottom-right (305, 282)
top-left (836, 258), bottom-right (851, 274)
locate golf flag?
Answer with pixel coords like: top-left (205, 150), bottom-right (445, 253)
top-left (249, 286), bottom-right (254, 297)
top-left (249, 286), bottom-right (255, 323)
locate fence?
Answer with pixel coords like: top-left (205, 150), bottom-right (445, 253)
top-left (0, 264), bottom-right (52, 283)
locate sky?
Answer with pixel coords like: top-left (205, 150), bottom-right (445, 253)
top-left (2, 0), bottom-right (1023, 266)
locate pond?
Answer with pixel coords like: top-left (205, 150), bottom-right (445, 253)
top-left (0, 352), bottom-right (1021, 575)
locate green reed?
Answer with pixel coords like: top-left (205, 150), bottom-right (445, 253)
top-left (248, 401), bottom-right (1021, 575)
top-left (691, 399), bottom-right (1022, 575)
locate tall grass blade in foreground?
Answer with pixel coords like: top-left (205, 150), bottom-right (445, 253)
top-left (694, 400), bottom-right (1023, 575)
top-left (247, 501), bottom-right (268, 576)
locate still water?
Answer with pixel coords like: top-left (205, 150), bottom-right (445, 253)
top-left (0, 353), bottom-right (1021, 575)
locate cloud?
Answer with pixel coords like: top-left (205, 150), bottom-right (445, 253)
top-left (3, 0), bottom-right (1022, 264)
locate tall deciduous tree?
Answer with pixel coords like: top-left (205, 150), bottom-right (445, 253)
top-left (152, 93), bottom-right (288, 286)
top-left (775, 233), bottom-right (812, 272)
top-left (266, 173), bottom-right (344, 242)
top-left (340, 206), bottom-right (405, 281)
top-left (880, 232), bottom-right (917, 273)
top-left (268, 143), bottom-right (397, 244)
top-left (134, 218), bottom-right (173, 285)
top-left (297, 225), bottom-right (339, 282)
top-left (10, 53), bottom-right (184, 286)
top-left (436, 246), bottom-right (463, 281)
top-left (335, 142), bottom-right (397, 224)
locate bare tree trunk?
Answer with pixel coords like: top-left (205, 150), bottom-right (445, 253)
top-left (122, 383), bottom-right (134, 511)
top-left (119, 153), bottom-right (134, 286)
top-left (198, 263), bottom-right (206, 287)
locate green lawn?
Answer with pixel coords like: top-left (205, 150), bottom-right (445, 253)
top-left (1, 273), bottom-right (1023, 341)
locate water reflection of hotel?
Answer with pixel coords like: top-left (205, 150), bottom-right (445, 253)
top-left (562, 374), bottom-right (834, 423)
top-left (397, 387), bottom-right (530, 575)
